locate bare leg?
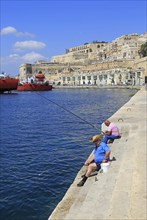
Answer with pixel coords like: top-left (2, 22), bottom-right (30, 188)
top-left (77, 163), bottom-right (97, 187)
top-left (86, 163), bottom-right (97, 177)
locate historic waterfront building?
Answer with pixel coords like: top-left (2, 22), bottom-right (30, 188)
top-left (19, 32), bottom-right (147, 86)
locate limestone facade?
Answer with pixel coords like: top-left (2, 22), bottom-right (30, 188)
top-left (19, 32), bottom-right (147, 86)
top-left (60, 58), bottom-right (146, 86)
top-left (19, 61), bottom-right (83, 84)
top-left (51, 42), bottom-right (108, 63)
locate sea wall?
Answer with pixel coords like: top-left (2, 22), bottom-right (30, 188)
top-left (48, 87), bottom-right (147, 220)
top-left (54, 85), bottom-right (140, 90)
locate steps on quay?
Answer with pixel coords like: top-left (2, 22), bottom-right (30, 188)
top-left (65, 136), bottom-right (129, 220)
top-left (48, 88), bottom-right (147, 220)
top-left (49, 135), bottom-right (129, 220)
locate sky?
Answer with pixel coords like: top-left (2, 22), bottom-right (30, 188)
top-left (0, 0), bottom-right (147, 76)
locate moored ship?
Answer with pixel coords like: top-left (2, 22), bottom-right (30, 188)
top-left (0, 73), bottom-right (19, 93)
top-left (17, 71), bottom-right (52, 91)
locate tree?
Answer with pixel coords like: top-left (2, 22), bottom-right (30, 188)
top-left (139, 42), bottom-right (147, 57)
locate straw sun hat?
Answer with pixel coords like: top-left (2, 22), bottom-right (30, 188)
top-left (89, 134), bottom-right (103, 143)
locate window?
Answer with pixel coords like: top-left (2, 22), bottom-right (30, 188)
top-left (99, 75), bottom-right (103, 81)
top-left (123, 52), bottom-right (126, 58)
top-left (137, 72), bottom-right (140, 77)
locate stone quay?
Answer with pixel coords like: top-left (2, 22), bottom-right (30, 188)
top-left (48, 86), bottom-right (147, 220)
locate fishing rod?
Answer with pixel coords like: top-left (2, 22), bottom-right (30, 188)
top-left (32, 91), bottom-right (102, 177)
top-left (36, 92), bottom-right (100, 131)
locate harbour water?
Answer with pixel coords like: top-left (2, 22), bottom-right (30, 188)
top-left (0, 88), bottom-right (137, 220)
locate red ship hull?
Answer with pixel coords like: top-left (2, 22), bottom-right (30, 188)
top-left (17, 83), bottom-right (52, 91)
top-left (0, 77), bottom-right (19, 93)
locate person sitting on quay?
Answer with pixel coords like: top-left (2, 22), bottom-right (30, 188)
top-left (102, 119), bottom-right (121, 144)
top-left (77, 134), bottom-right (111, 187)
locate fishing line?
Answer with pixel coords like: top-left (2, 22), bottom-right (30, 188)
top-left (36, 92), bottom-right (100, 131)
top-left (30, 91), bottom-right (101, 177)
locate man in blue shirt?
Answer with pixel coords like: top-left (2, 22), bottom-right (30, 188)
top-left (77, 134), bottom-right (111, 187)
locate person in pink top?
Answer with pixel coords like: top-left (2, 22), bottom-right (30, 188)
top-left (102, 119), bottom-right (121, 144)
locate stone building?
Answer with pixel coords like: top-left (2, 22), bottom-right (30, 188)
top-left (51, 42), bottom-right (108, 64)
top-left (59, 58), bottom-right (146, 86)
top-left (19, 32), bottom-right (147, 86)
top-left (51, 33), bottom-right (146, 64)
top-left (19, 61), bottom-right (83, 84)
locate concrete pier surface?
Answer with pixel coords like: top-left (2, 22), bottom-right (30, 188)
top-left (48, 87), bottom-right (147, 220)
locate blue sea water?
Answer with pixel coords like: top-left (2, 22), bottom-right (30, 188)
top-left (0, 88), bottom-right (137, 220)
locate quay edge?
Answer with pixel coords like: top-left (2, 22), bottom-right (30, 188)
top-left (53, 85), bottom-right (141, 90)
top-left (48, 86), bottom-right (147, 220)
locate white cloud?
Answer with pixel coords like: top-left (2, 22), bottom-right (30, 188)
top-left (14, 41), bottom-right (46, 49)
top-left (22, 52), bottom-right (45, 62)
top-left (0, 54), bottom-right (20, 66)
top-left (0, 26), bottom-right (34, 37)
top-left (1, 52), bottom-right (47, 75)
top-left (1, 52), bottom-right (45, 65)
top-left (9, 54), bottom-right (20, 59)
top-left (1, 26), bottom-right (17, 35)
top-left (15, 32), bottom-right (34, 37)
